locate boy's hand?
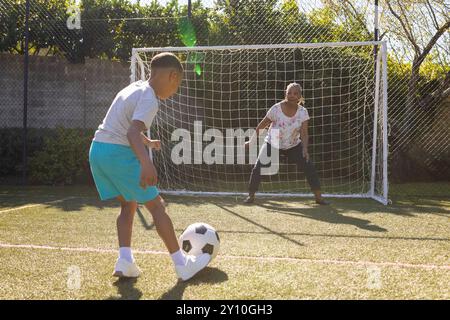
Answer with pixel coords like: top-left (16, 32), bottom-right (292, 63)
top-left (149, 140), bottom-right (161, 151)
top-left (140, 161), bottom-right (158, 189)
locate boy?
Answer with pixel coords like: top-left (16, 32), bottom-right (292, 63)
top-left (89, 52), bottom-right (210, 281)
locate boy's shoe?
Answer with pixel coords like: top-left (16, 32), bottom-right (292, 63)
top-left (112, 258), bottom-right (141, 278)
top-left (243, 195), bottom-right (255, 204)
top-left (175, 253), bottom-right (211, 281)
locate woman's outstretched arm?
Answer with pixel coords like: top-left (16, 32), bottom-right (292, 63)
top-left (246, 116), bottom-right (272, 146)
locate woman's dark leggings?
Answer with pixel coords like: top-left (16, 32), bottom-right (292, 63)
top-left (248, 142), bottom-right (321, 194)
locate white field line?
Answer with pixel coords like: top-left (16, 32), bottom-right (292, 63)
top-left (0, 243), bottom-right (449, 271)
top-left (0, 196), bottom-right (79, 214)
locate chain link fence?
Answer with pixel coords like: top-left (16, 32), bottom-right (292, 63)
top-left (0, 0), bottom-right (448, 196)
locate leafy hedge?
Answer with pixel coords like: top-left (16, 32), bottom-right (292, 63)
top-left (0, 127), bottom-right (95, 185)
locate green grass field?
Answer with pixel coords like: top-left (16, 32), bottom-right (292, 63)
top-left (0, 184), bottom-right (449, 300)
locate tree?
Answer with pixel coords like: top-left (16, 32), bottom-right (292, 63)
top-left (323, 0), bottom-right (449, 105)
top-left (212, 0), bottom-right (289, 44)
top-left (0, 0), bottom-right (23, 53)
top-left (0, 0), bottom-right (80, 60)
top-left (383, 0), bottom-right (450, 108)
top-left (322, 0), bottom-right (449, 152)
top-left (322, 0), bottom-right (376, 41)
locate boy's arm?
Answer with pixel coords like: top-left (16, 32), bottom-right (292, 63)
top-left (127, 120), bottom-right (158, 187)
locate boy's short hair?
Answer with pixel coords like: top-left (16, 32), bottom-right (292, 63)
top-left (150, 52), bottom-right (183, 73)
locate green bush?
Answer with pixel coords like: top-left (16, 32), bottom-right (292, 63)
top-left (0, 128), bottom-right (54, 177)
top-left (29, 128), bottom-right (94, 185)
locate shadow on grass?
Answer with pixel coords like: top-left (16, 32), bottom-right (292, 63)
top-left (103, 267), bottom-right (227, 300)
top-left (255, 202), bottom-right (388, 232)
top-left (131, 203), bottom-right (447, 241)
top-left (2, 185), bottom-right (448, 219)
top-left (163, 194), bottom-right (449, 218)
top-left (200, 227), bottom-right (449, 241)
top-left (215, 204), bottom-right (305, 246)
top-left (52, 197), bottom-right (119, 212)
top-left (136, 207), bottom-right (154, 230)
top-left (106, 278), bottom-right (143, 300)
top-left (158, 267), bottom-right (228, 300)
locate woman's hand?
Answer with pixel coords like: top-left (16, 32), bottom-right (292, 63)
top-left (149, 139), bottom-right (161, 151)
top-left (302, 147), bottom-right (310, 162)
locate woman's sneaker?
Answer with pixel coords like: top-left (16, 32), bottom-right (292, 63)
top-left (175, 253), bottom-right (211, 281)
top-left (315, 199), bottom-right (331, 205)
top-left (243, 195), bottom-right (255, 204)
top-left (112, 258), bottom-right (141, 278)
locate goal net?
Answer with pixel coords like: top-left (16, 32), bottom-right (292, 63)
top-left (131, 42), bottom-right (388, 204)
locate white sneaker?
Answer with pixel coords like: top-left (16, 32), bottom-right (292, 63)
top-left (112, 258), bottom-right (141, 278)
top-left (175, 254), bottom-right (211, 281)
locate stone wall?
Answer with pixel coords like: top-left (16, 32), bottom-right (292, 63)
top-left (0, 53), bottom-right (130, 129)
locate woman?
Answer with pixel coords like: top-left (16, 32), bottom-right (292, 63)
top-left (244, 82), bottom-right (329, 205)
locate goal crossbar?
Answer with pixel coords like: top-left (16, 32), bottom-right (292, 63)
top-left (132, 40), bottom-right (386, 53)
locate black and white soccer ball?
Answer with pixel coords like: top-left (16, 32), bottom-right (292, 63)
top-left (179, 222), bottom-right (220, 261)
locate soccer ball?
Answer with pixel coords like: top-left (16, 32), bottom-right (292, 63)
top-left (179, 222), bottom-right (220, 260)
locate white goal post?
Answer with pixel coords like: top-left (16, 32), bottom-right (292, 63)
top-left (131, 41), bottom-right (388, 204)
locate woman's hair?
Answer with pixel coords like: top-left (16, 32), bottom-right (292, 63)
top-left (285, 82), bottom-right (305, 106)
top-left (150, 52), bottom-right (184, 73)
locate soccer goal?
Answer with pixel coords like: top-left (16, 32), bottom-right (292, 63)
top-left (131, 41), bottom-right (388, 204)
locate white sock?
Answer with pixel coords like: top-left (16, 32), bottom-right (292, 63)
top-left (119, 247), bottom-right (134, 263)
top-left (171, 250), bottom-right (186, 266)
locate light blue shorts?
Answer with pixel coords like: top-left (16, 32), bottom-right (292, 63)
top-left (89, 141), bottom-right (159, 203)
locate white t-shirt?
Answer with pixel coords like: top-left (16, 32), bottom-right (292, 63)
top-left (264, 102), bottom-right (310, 149)
top-left (93, 80), bottom-right (159, 146)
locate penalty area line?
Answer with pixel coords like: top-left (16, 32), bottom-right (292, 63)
top-left (0, 196), bottom-right (79, 214)
top-left (0, 243), bottom-right (449, 271)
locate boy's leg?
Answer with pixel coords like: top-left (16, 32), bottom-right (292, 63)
top-left (144, 195), bottom-right (211, 281)
top-left (113, 195), bottom-right (141, 277)
top-left (116, 195), bottom-right (138, 248)
top-left (144, 195), bottom-right (179, 253)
